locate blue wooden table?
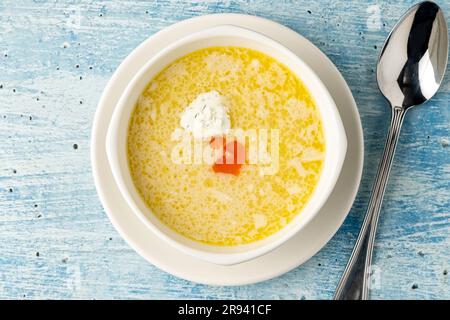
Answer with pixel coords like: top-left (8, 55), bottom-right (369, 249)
top-left (0, 0), bottom-right (449, 300)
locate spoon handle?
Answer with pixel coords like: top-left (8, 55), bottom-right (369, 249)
top-left (334, 106), bottom-right (406, 300)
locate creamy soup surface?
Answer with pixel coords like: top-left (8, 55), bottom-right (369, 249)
top-left (127, 46), bottom-right (325, 246)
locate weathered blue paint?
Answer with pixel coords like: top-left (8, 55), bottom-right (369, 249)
top-left (0, 0), bottom-right (449, 300)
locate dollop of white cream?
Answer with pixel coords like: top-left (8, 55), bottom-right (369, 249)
top-left (180, 91), bottom-right (230, 139)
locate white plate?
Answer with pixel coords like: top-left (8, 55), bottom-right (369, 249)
top-left (91, 13), bottom-right (364, 286)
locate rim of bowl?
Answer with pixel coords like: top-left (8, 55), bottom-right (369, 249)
top-left (106, 24), bottom-right (347, 265)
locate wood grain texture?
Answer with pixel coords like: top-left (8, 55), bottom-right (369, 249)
top-left (0, 0), bottom-right (449, 300)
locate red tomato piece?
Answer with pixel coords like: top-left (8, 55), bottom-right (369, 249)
top-left (210, 137), bottom-right (245, 176)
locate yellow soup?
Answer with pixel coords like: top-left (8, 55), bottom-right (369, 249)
top-left (127, 46), bottom-right (325, 246)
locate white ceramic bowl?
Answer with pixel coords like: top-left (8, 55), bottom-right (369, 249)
top-left (106, 25), bottom-right (347, 266)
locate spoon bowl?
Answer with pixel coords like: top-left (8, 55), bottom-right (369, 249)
top-left (377, 1), bottom-right (448, 109)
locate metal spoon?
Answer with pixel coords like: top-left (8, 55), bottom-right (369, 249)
top-left (334, 1), bottom-right (448, 300)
